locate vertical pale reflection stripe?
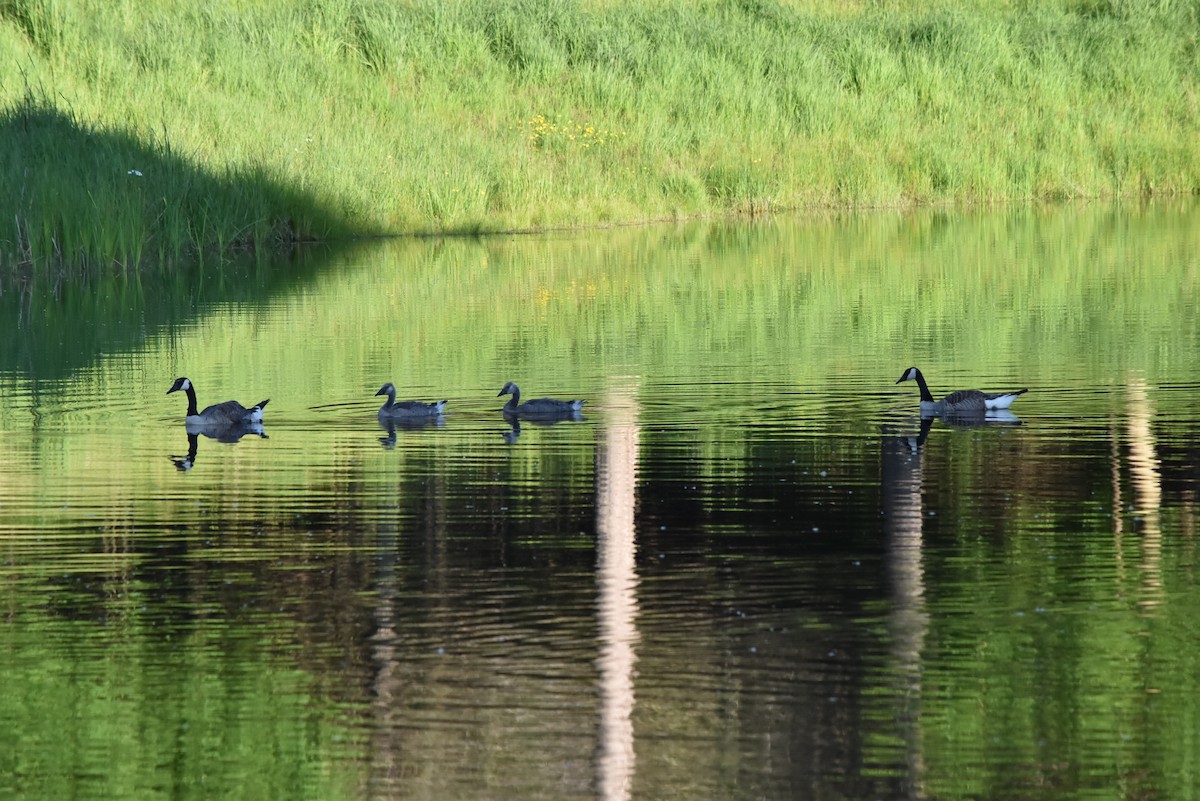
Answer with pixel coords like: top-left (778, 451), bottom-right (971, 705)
top-left (595, 383), bottom-right (640, 801)
top-left (1110, 418), bottom-right (1126, 579)
top-left (881, 424), bottom-right (929, 798)
top-left (369, 522), bottom-right (400, 792)
top-left (1125, 378), bottom-right (1163, 613)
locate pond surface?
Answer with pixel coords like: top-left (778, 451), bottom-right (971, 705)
top-left (1, 202), bottom-right (1198, 801)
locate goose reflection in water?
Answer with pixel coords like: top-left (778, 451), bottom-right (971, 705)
top-left (191, 419), bottom-right (267, 442)
top-left (891, 416), bottom-right (935, 454)
top-left (378, 414), bottom-right (445, 448)
top-left (939, 407), bottom-right (1021, 428)
top-left (501, 408), bottom-right (585, 444)
top-left (169, 422), bottom-right (267, 471)
top-left (888, 408), bottom-right (1021, 454)
top-left (169, 433), bottom-right (200, 471)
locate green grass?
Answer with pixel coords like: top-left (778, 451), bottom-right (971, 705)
top-left (1, 0), bottom-right (1198, 273)
top-left (0, 96), bottom-right (354, 274)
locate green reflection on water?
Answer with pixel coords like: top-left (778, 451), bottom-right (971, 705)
top-left (4, 199), bottom-right (1198, 392)
top-left (0, 200), bottom-right (1198, 800)
top-left (0, 596), bottom-right (365, 800)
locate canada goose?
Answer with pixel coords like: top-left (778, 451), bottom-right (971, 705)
top-left (167, 377), bottom-right (269, 426)
top-left (497, 381), bottom-right (585, 417)
top-left (895, 367), bottom-right (1027, 414)
top-left (376, 383), bottom-right (446, 417)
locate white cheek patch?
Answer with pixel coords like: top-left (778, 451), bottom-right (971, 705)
top-left (181, 378), bottom-right (191, 390)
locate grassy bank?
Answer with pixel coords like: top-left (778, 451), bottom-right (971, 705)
top-left (1, 0), bottom-right (1198, 272)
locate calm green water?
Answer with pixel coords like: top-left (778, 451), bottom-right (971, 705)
top-left (1, 202), bottom-right (1198, 800)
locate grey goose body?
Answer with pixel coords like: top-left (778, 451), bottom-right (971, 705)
top-left (895, 367), bottom-right (1027, 415)
top-left (376, 383), bottom-right (447, 417)
top-left (497, 381), bottom-right (585, 418)
top-left (167, 377), bottom-right (269, 426)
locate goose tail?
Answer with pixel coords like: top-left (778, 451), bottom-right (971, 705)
top-left (243, 399), bottom-right (270, 423)
top-left (984, 389), bottom-right (1027, 410)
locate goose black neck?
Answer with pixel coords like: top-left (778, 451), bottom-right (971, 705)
top-left (504, 385), bottom-right (520, 411)
top-left (381, 387), bottom-right (396, 411)
top-left (184, 384), bottom-right (199, 417)
top-left (913, 370), bottom-right (935, 403)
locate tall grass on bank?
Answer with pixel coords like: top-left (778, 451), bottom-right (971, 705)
top-left (0, 95), bottom-right (361, 275)
top-left (1, 0), bottom-right (1198, 273)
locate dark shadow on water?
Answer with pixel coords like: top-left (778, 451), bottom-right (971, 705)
top-left (0, 243), bottom-right (357, 376)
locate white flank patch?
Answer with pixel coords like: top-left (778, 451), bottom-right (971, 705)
top-left (985, 394), bottom-right (1018, 410)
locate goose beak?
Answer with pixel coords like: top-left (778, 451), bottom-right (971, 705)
top-left (166, 386), bottom-right (178, 394)
top-left (496, 389), bottom-right (505, 396)
top-left (895, 376), bottom-right (905, 384)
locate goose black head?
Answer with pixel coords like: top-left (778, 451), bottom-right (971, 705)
top-left (895, 367), bottom-right (920, 384)
top-left (167, 377), bottom-right (192, 394)
top-left (376, 383), bottom-right (395, 397)
top-left (497, 381), bottom-right (518, 397)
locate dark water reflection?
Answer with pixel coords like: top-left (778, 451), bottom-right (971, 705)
top-left (2, 203), bottom-right (1200, 800)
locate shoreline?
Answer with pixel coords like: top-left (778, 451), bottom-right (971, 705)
top-left (2, 0), bottom-right (1198, 273)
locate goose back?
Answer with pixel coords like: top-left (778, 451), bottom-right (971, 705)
top-left (497, 381), bottom-right (585, 417)
top-left (376, 383), bottom-right (447, 417)
top-left (939, 389), bottom-right (990, 411)
top-left (167, 377), bottom-right (268, 425)
top-left (198, 399), bottom-right (269, 422)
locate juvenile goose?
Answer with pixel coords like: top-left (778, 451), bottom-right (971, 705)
top-left (895, 367), bottom-right (1027, 414)
top-left (167, 377), bottom-right (269, 426)
top-left (497, 381), bottom-right (585, 417)
top-left (376, 382), bottom-right (446, 417)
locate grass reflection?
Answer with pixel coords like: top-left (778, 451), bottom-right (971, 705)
top-left (1, 203), bottom-right (1199, 799)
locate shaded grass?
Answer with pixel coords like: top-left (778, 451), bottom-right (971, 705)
top-left (0, 94), bottom-right (363, 277)
top-left (1, 0), bottom-right (1198, 273)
